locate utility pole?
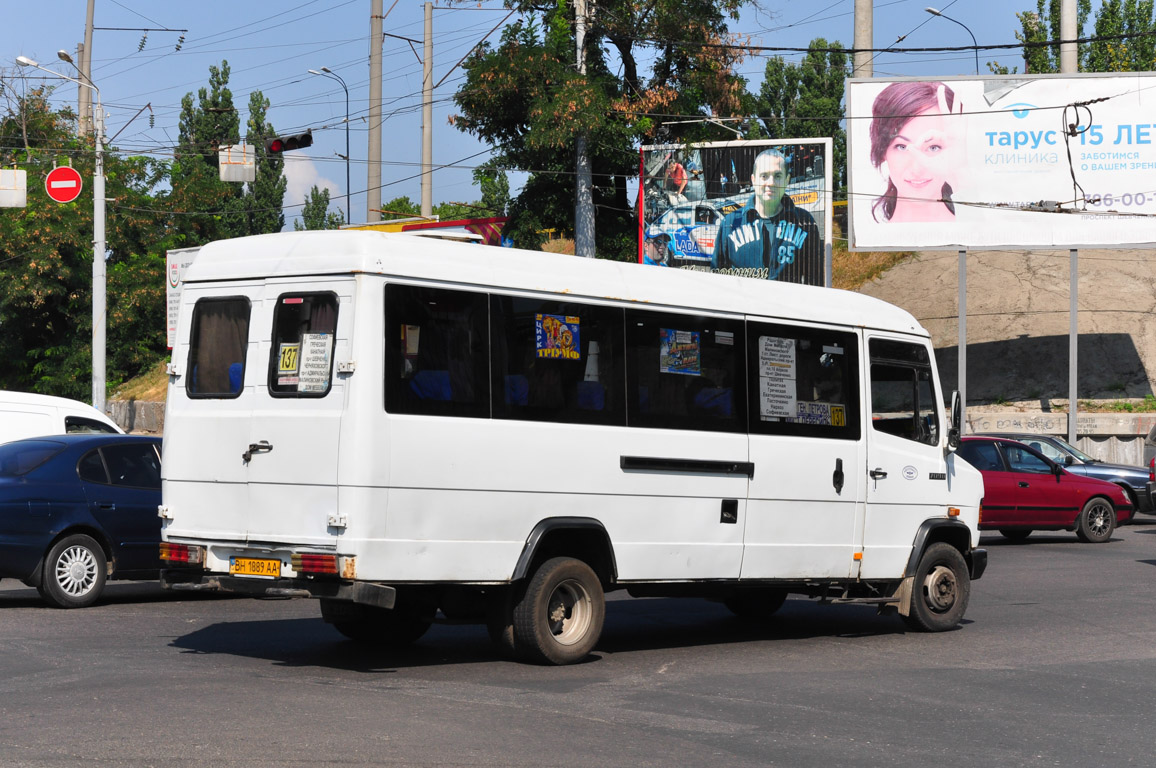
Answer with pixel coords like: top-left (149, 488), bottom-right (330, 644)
top-left (1061, 0), bottom-right (1078, 443)
top-left (852, 0), bottom-right (872, 77)
top-left (574, 0), bottom-right (595, 258)
top-left (1060, 0), bottom-right (1077, 73)
top-left (79, 0), bottom-right (94, 136)
top-left (421, 1), bottom-right (433, 218)
top-left (368, 0), bottom-right (383, 222)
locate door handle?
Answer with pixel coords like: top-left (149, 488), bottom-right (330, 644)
top-left (243, 441), bottom-right (273, 463)
top-left (870, 468), bottom-right (888, 480)
top-left (95, 502), bottom-right (115, 510)
top-left (1018, 481), bottom-right (1030, 488)
top-left (833, 458), bottom-right (845, 494)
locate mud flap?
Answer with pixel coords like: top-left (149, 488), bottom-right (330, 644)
top-left (894, 576), bottom-right (914, 617)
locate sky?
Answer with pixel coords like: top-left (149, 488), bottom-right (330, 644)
top-left (2, 0), bottom-right (1048, 228)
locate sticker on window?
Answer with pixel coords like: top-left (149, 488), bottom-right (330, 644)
top-left (277, 343), bottom-right (300, 386)
top-left (297, 332), bottom-right (333, 393)
top-left (793, 402), bottom-right (847, 426)
top-left (659, 329), bottom-right (701, 375)
top-left (535, 314), bottom-right (581, 360)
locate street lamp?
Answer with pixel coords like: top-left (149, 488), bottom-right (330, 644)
top-left (18, 52), bottom-right (107, 414)
top-left (925, 7), bottom-right (980, 76)
top-left (308, 66), bottom-right (350, 224)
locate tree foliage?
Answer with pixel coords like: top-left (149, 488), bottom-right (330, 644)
top-left (452, 0), bottom-right (750, 257)
top-left (1010, 0), bottom-right (1156, 73)
top-left (294, 185), bottom-right (345, 230)
top-left (755, 38), bottom-right (847, 189)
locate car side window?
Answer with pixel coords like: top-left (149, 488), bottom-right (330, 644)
top-left (65, 416), bottom-right (118, 434)
top-left (1004, 444), bottom-right (1053, 474)
top-left (99, 444), bottom-right (161, 489)
top-left (1030, 439), bottom-right (1065, 463)
top-left (868, 339), bottom-right (939, 447)
top-left (958, 441), bottom-right (1003, 472)
top-left (77, 450), bottom-right (109, 483)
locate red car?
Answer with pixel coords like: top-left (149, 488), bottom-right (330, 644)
top-left (957, 436), bottom-right (1132, 543)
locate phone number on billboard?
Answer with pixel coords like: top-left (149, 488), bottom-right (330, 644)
top-left (1087, 192), bottom-right (1151, 207)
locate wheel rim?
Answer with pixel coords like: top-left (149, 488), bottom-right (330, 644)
top-left (1088, 502), bottom-right (1112, 537)
top-left (55, 545), bottom-right (98, 597)
top-left (922, 564), bottom-right (958, 614)
top-left (545, 578), bottom-right (592, 646)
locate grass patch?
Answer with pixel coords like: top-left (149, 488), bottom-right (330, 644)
top-left (112, 359), bottom-right (169, 402)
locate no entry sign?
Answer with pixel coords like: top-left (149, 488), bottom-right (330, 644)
top-left (45, 166), bottom-right (83, 204)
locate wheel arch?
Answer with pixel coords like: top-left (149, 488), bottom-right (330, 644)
top-left (512, 517), bottom-right (617, 587)
top-left (28, 526), bottom-right (116, 587)
top-left (903, 519), bottom-right (972, 579)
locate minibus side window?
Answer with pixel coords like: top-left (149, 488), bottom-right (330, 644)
top-left (267, 292), bottom-right (339, 397)
top-left (869, 339), bottom-right (939, 446)
top-left (747, 322), bottom-right (861, 440)
top-left (187, 297), bottom-right (251, 399)
top-left (625, 310), bottom-right (746, 433)
top-left (384, 284), bottom-right (490, 418)
top-left (490, 296), bottom-right (625, 426)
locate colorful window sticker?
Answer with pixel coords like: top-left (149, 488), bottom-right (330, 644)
top-left (277, 342), bottom-right (300, 386)
top-left (659, 328), bottom-right (701, 376)
top-left (536, 314), bottom-right (581, 360)
top-left (793, 402), bottom-right (846, 426)
top-left (297, 332), bottom-right (333, 393)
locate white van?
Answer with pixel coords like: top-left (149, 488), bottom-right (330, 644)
top-left (0, 390), bottom-right (123, 444)
top-left (160, 230), bottom-right (986, 664)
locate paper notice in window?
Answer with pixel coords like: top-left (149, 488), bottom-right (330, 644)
top-left (759, 336), bottom-right (796, 419)
top-left (297, 332), bottom-right (334, 393)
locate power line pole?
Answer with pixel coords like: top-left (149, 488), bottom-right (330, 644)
top-left (80, 0), bottom-right (94, 136)
top-left (421, 1), bottom-right (433, 218)
top-left (368, 0), bottom-right (383, 222)
top-left (574, 0), bottom-right (595, 258)
top-left (852, 0), bottom-right (872, 77)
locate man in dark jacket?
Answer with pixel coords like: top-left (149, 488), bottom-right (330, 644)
top-left (712, 148), bottom-right (821, 283)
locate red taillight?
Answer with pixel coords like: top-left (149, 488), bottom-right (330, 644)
top-left (160, 542), bottom-right (204, 565)
top-left (1149, 456), bottom-right (1154, 482)
top-left (292, 553), bottom-right (338, 575)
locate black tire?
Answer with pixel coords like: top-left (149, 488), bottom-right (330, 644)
top-left (38, 534), bottom-right (107, 609)
top-left (902, 542), bottom-right (970, 632)
top-left (999, 529), bottom-right (1032, 542)
top-left (513, 557), bottom-right (605, 665)
top-left (1075, 497), bottom-right (1115, 543)
top-left (319, 599), bottom-right (432, 647)
top-left (724, 588), bottom-right (788, 621)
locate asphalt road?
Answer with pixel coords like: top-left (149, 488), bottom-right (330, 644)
top-left (3, 520), bottom-right (1156, 768)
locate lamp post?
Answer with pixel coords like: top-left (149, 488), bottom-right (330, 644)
top-left (925, 7), bottom-right (980, 76)
top-left (17, 52), bottom-right (106, 413)
top-left (308, 67), bottom-right (350, 224)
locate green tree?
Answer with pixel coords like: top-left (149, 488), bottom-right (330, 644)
top-left (294, 185), bottom-right (345, 230)
top-left (233, 90), bottom-right (287, 235)
top-left (0, 83), bottom-right (168, 397)
top-left (452, 0), bottom-right (749, 257)
top-left (755, 38), bottom-right (847, 189)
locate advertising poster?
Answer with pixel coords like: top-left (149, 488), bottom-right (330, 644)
top-left (638, 139), bottom-right (831, 286)
top-left (847, 73), bottom-right (1156, 250)
top-left (659, 329), bottom-right (701, 375)
top-left (165, 246), bottom-right (201, 349)
top-left (535, 314), bottom-right (581, 360)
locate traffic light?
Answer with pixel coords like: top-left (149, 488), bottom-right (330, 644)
top-left (265, 130), bottom-right (313, 154)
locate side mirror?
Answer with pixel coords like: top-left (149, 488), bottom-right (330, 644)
top-left (1065, 455), bottom-right (1076, 466)
top-left (946, 390), bottom-right (962, 450)
top-left (1053, 462), bottom-right (1064, 477)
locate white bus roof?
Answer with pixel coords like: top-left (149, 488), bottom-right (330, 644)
top-left (187, 230), bottom-right (925, 336)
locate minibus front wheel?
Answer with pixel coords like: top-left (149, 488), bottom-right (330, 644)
top-left (902, 542), bottom-right (970, 632)
top-left (513, 557), bottom-right (605, 665)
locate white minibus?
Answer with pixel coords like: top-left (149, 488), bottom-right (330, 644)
top-left (160, 230), bottom-right (986, 665)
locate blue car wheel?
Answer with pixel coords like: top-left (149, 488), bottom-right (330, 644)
top-left (39, 534), bottom-right (107, 609)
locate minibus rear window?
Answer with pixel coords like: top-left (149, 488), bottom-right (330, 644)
top-left (267, 292), bottom-right (339, 397)
top-left (187, 297), bottom-right (251, 399)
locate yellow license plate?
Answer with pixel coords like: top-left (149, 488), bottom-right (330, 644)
top-left (230, 557), bottom-right (281, 578)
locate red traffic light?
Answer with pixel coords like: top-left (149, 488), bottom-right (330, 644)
top-left (265, 131), bottom-right (312, 154)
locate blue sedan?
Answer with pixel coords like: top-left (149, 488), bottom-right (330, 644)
top-left (0, 434), bottom-right (162, 608)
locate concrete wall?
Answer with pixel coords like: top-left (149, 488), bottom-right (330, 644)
top-left (967, 411), bottom-right (1156, 466)
top-left (108, 400), bottom-right (165, 435)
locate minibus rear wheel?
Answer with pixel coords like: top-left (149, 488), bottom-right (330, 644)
top-left (902, 542), bottom-right (969, 632)
top-left (513, 557), bottom-right (605, 665)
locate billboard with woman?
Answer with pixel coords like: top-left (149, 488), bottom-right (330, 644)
top-left (847, 73), bottom-right (1156, 250)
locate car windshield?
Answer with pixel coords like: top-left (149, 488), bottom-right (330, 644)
top-left (0, 440), bottom-right (66, 477)
top-left (1050, 436), bottom-right (1097, 462)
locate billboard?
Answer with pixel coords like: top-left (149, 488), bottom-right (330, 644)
top-left (847, 73), bottom-right (1156, 250)
top-left (639, 139), bottom-right (832, 286)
